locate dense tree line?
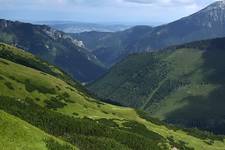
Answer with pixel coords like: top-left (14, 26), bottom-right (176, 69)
top-left (44, 138), bottom-right (75, 150)
top-left (137, 110), bottom-right (224, 142)
top-left (0, 96), bottom-right (169, 150)
top-left (145, 79), bottom-right (190, 109)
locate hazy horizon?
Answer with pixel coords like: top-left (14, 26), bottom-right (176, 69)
top-left (0, 0), bottom-right (219, 26)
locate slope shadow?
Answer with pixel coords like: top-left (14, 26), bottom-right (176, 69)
top-left (164, 41), bottom-right (225, 134)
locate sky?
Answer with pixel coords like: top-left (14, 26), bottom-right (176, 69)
top-left (0, 0), bottom-right (219, 25)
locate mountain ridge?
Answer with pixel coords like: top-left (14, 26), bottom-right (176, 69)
top-left (0, 19), bottom-right (106, 82)
top-left (88, 37), bottom-right (225, 134)
top-left (75, 1), bottom-right (225, 67)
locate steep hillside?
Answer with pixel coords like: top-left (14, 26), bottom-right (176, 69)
top-left (0, 43), bottom-right (77, 84)
top-left (75, 1), bottom-right (225, 67)
top-left (0, 110), bottom-right (77, 150)
top-left (1, 43), bottom-right (225, 149)
top-left (0, 19), bottom-right (106, 82)
top-left (89, 37), bottom-right (225, 134)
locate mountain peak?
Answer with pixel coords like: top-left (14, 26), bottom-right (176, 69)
top-left (204, 1), bottom-right (225, 11)
top-left (195, 0), bottom-right (225, 22)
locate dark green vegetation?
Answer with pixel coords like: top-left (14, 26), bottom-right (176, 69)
top-left (0, 96), bottom-right (167, 150)
top-left (137, 110), bottom-right (225, 142)
top-left (45, 139), bottom-right (74, 150)
top-left (89, 37), bottom-right (225, 134)
top-left (1, 43), bottom-right (225, 149)
top-left (75, 1), bottom-right (225, 67)
top-left (0, 109), bottom-right (77, 150)
top-left (0, 19), bottom-right (106, 82)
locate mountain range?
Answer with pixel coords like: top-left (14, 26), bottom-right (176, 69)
top-left (2, 1), bottom-right (225, 81)
top-left (2, 1), bottom-right (225, 149)
top-left (89, 37), bottom-right (225, 134)
top-left (75, 1), bottom-right (225, 67)
top-left (1, 42), bottom-right (223, 150)
top-left (0, 19), bottom-right (106, 82)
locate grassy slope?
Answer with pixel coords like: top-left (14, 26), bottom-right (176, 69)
top-left (0, 110), bottom-right (77, 150)
top-left (149, 48), bottom-right (206, 117)
top-left (1, 44), bottom-right (225, 149)
top-left (89, 38), bottom-right (225, 134)
top-left (0, 43), bottom-right (79, 84)
top-left (0, 19), bottom-right (106, 82)
top-left (0, 42), bottom-right (93, 97)
top-left (88, 52), bottom-right (170, 108)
